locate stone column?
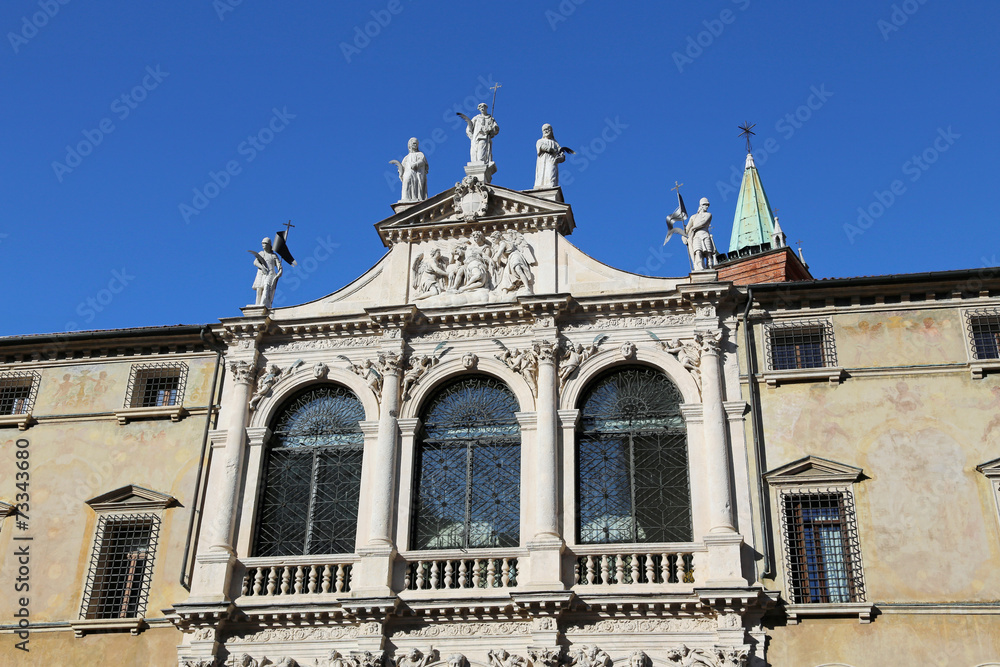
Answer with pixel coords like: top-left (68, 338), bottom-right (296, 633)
top-left (210, 359), bottom-right (256, 552)
top-left (533, 340), bottom-right (560, 540)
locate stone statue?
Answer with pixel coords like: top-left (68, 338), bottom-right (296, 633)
top-left (487, 649), bottom-right (526, 667)
top-left (534, 123), bottom-right (566, 188)
top-left (396, 648), bottom-right (437, 667)
top-left (489, 230), bottom-right (536, 294)
top-left (411, 248), bottom-right (449, 299)
top-left (558, 334), bottom-right (608, 389)
top-left (250, 237), bottom-right (283, 308)
top-left (684, 198), bottom-right (718, 270)
top-left (391, 137), bottom-right (429, 202)
top-left (459, 103), bottom-right (500, 165)
top-left (447, 655), bottom-right (467, 667)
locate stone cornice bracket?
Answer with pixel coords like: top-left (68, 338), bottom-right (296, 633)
top-left (366, 304), bottom-right (421, 340)
top-left (519, 294), bottom-right (571, 331)
top-left (510, 591), bottom-right (575, 615)
top-left (678, 281), bottom-right (735, 307)
top-left (342, 596), bottom-right (400, 621)
top-left (219, 314), bottom-right (272, 348)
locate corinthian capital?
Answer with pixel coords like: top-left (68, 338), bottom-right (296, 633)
top-left (696, 329), bottom-right (723, 355)
top-left (228, 360), bottom-right (257, 385)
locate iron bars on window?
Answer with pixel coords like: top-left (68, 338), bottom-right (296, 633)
top-left (125, 362), bottom-right (188, 408)
top-left (0, 371), bottom-right (39, 415)
top-left (80, 514), bottom-right (159, 619)
top-left (766, 320), bottom-right (837, 370)
top-left (968, 309), bottom-right (1000, 360)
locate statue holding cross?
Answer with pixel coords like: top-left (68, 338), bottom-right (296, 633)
top-left (457, 83), bottom-right (501, 167)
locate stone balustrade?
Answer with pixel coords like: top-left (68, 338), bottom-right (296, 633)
top-left (401, 551), bottom-right (521, 591)
top-left (571, 544), bottom-right (703, 587)
top-left (239, 557), bottom-right (355, 599)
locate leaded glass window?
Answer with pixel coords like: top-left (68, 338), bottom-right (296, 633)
top-left (253, 385), bottom-right (365, 557)
top-left (412, 376), bottom-right (521, 550)
top-left (577, 367), bottom-right (691, 544)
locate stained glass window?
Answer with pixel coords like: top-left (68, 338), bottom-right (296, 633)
top-left (253, 385), bottom-right (365, 557)
top-left (577, 367), bottom-right (691, 544)
top-left (412, 376), bottom-right (521, 550)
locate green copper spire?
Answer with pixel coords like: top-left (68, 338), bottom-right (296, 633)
top-left (728, 152), bottom-right (777, 254)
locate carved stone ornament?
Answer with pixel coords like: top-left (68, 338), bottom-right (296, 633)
top-left (396, 648), bottom-right (440, 667)
top-left (664, 645), bottom-right (748, 667)
top-left (351, 651), bottom-right (385, 667)
top-left (568, 646), bottom-right (612, 667)
top-left (191, 626), bottom-right (217, 641)
top-left (462, 352), bottom-right (479, 369)
top-left (696, 328), bottom-right (723, 355)
top-left (410, 230), bottom-right (536, 307)
top-left (229, 360), bottom-right (257, 386)
top-left (494, 340), bottom-right (540, 396)
top-left (488, 649), bottom-right (528, 667)
top-left (249, 360), bottom-right (305, 411)
top-left (446, 655), bottom-right (468, 667)
top-left (225, 655), bottom-right (298, 667)
top-left (453, 176), bottom-right (490, 222)
top-left (338, 355), bottom-right (384, 401)
top-left (181, 659), bottom-right (218, 667)
top-left (717, 612), bottom-right (742, 630)
top-left (535, 339), bottom-right (558, 364)
top-left (392, 621), bottom-right (530, 638)
top-left (527, 649), bottom-right (562, 667)
top-left (313, 362), bottom-right (329, 379)
top-left (619, 341), bottom-right (637, 359)
top-left (626, 651), bottom-right (649, 667)
top-left (559, 334), bottom-right (608, 389)
top-left (651, 333), bottom-right (702, 393)
top-left (402, 347), bottom-right (449, 400)
top-left (564, 618), bottom-right (715, 634)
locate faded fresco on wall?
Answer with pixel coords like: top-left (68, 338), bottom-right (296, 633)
top-left (761, 373), bottom-right (1000, 602)
top-left (37, 364), bottom-right (124, 413)
top-left (836, 309), bottom-right (965, 368)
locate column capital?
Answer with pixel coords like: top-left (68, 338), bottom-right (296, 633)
top-left (245, 427), bottom-right (271, 446)
top-left (359, 420), bottom-right (381, 436)
top-left (397, 417), bottom-right (421, 437)
top-left (557, 409), bottom-right (580, 428)
top-left (515, 411), bottom-right (539, 429)
top-left (228, 359), bottom-right (257, 385)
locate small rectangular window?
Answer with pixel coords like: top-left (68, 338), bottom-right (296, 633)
top-left (0, 372), bottom-right (39, 415)
top-left (969, 310), bottom-right (1000, 360)
top-left (781, 492), bottom-right (862, 604)
top-left (125, 363), bottom-right (187, 408)
top-left (81, 514), bottom-right (159, 619)
top-left (767, 321), bottom-right (836, 371)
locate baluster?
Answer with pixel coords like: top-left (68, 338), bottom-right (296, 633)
top-left (586, 556), bottom-right (596, 585)
top-left (600, 554), bottom-right (610, 585)
top-left (322, 564), bottom-right (332, 593)
top-left (336, 564), bottom-right (347, 592)
top-left (487, 558), bottom-right (497, 588)
top-left (404, 566), bottom-right (412, 591)
top-left (630, 553), bottom-right (640, 585)
top-left (459, 559), bottom-right (468, 588)
top-left (266, 566), bottom-right (279, 596)
top-left (574, 559), bottom-right (581, 585)
top-left (501, 558), bottom-right (511, 587)
top-left (510, 559), bottom-right (518, 586)
top-left (683, 553), bottom-right (695, 583)
top-left (308, 565), bottom-right (318, 593)
top-left (280, 566), bottom-right (292, 595)
top-left (444, 560), bottom-right (454, 589)
top-left (416, 561), bottom-right (426, 590)
top-left (473, 559), bottom-right (482, 588)
top-left (253, 567), bottom-right (264, 596)
top-left (293, 566), bottom-right (304, 594)
top-left (645, 553), bottom-right (655, 584)
top-left (615, 554), bottom-right (625, 585)
top-left (241, 572), bottom-right (251, 596)
top-left (660, 553), bottom-right (671, 584)
top-left (667, 554), bottom-right (678, 583)
top-left (430, 561), bottom-right (440, 589)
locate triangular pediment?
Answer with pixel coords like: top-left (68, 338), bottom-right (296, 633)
top-left (764, 455), bottom-right (863, 486)
top-left (977, 457), bottom-right (1000, 479)
top-left (86, 484), bottom-right (178, 512)
top-left (375, 183), bottom-right (575, 247)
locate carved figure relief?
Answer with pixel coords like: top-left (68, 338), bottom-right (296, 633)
top-left (649, 331), bottom-right (702, 392)
top-left (619, 341), bottom-right (637, 359)
top-left (628, 651), bottom-right (649, 667)
top-left (462, 352), bottom-right (478, 369)
top-left (181, 659), bottom-right (218, 667)
top-left (338, 356), bottom-right (383, 400)
top-left (396, 648), bottom-right (439, 667)
top-left (447, 655), bottom-right (468, 667)
top-left (249, 360), bottom-right (304, 411)
top-left (229, 360), bottom-right (257, 386)
top-left (559, 334), bottom-right (608, 389)
top-left (569, 646), bottom-right (612, 667)
top-left (494, 340), bottom-right (540, 396)
top-left (225, 655), bottom-right (298, 667)
top-left (488, 649), bottom-right (528, 667)
top-left (313, 362), bottom-right (329, 379)
top-left (528, 649), bottom-right (562, 667)
top-left (411, 231), bottom-right (537, 307)
top-left (402, 344), bottom-right (449, 400)
top-left (663, 645), bottom-right (748, 667)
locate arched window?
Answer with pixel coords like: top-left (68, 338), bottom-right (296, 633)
top-left (412, 376), bottom-right (521, 549)
top-left (253, 385), bottom-right (365, 557)
top-left (577, 367), bottom-right (691, 544)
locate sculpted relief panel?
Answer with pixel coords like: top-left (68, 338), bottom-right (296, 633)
top-left (411, 231), bottom-right (537, 307)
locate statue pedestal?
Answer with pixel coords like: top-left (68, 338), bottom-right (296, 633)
top-left (464, 161), bottom-right (497, 184)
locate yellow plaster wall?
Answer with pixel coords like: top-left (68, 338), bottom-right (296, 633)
top-left (3, 626), bottom-right (183, 666)
top-left (833, 308), bottom-right (967, 368)
top-left (765, 614), bottom-right (1000, 667)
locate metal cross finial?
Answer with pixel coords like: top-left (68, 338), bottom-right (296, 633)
top-left (738, 121), bottom-right (757, 153)
top-left (283, 220), bottom-right (295, 235)
top-left (671, 181), bottom-right (684, 193)
top-left (489, 82), bottom-right (502, 116)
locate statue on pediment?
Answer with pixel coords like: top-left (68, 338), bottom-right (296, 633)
top-left (534, 123), bottom-right (570, 189)
top-left (249, 237), bottom-right (282, 308)
top-left (390, 137), bottom-right (428, 202)
top-left (684, 198), bottom-right (718, 270)
top-left (458, 103), bottom-right (500, 166)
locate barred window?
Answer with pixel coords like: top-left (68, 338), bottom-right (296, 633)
top-left (81, 514), bottom-right (159, 619)
top-left (780, 492), bottom-right (864, 604)
top-left (767, 321), bottom-right (836, 370)
top-left (412, 376), bottom-right (521, 550)
top-left (968, 310), bottom-right (1000, 360)
top-left (125, 363), bottom-right (187, 408)
top-left (577, 367), bottom-right (691, 544)
top-left (253, 385), bottom-right (365, 557)
top-left (0, 371), bottom-right (40, 415)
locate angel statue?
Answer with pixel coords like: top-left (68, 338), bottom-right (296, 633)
top-left (558, 334), bottom-right (608, 389)
top-left (390, 137), bottom-right (428, 202)
top-left (402, 343), bottom-right (449, 400)
top-left (490, 230), bottom-right (537, 294)
top-left (248, 237), bottom-right (282, 308)
top-left (338, 356), bottom-right (383, 400)
top-left (411, 248), bottom-right (448, 299)
top-left (534, 123), bottom-right (574, 189)
top-left (457, 102), bottom-right (500, 165)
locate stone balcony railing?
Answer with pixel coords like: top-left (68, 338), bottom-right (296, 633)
top-left (570, 543), bottom-right (705, 590)
top-left (399, 548), bottom-right (523, 593)
top-left (237, 555), bottom-right (357, 604)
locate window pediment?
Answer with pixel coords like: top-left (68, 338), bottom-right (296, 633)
top-left (86, 484), bottom-right (178, 512)
top-left (764, 455), bottom-right (863, 487)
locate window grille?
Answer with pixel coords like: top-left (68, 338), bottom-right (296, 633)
top-left (412, 376), bottom-right (521, 550)
top-left (577, 367), bottom-right (691, 544)
top-left (80, 514), bottom-right (159, 619)
top-left (0, 371), bottom-right (39, 415)
top-left (125, 363), bottom-right (187, 408)
top-left (254, 385), bottom-right (365, 557)
top-left (968, 309), bottom-right (1000, 360)
top-left (766, 320), bottom-right (837, 370)
top-left (779, 491), bottom-right (865, 604)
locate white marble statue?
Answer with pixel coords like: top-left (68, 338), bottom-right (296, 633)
top-left (534, 123), bottom-right (566, 188)
top-left (684, 197), bottom-right (718, 270)
top-left (250, 237), bottom-right (282, 308)
top-left (391, 137), bottom-right (428, 202)
top-left (459, 103), bottom-right (500, 165)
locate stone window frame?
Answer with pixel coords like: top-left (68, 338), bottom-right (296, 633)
top-left (72, 485), bottom-right (177, 637)
top-left (0, 370), bottom-right (40, 431)
top-left (764, 456), bottom-right (874, 624)
top-left (115, 362), bottom-right (189, 424)
top-left (761, 319), bottom-right (845, 386)
top-left (965, 308), bottom-right (1000, 379)
top-left (977, 458), bottom-right (1000, 530)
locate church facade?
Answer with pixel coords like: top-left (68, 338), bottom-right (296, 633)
top-left (1, 131), bottom-right (999, 666)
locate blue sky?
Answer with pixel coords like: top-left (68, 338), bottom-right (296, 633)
top-left (1, 0), bottom-right (997, 336)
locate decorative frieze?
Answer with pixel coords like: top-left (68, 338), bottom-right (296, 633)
top-left (562, 314), bottom-right (695, 332)
top-left (225, 625), bottom-right (359, 643)
top-left (264, 336), bottom-right (382, 353)
top-left (410, 324), bottom-right (534, 342)
top-left (563, 618), bottom-right (715, 634)
top-left (392, 621), bottom-right (530, 638)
